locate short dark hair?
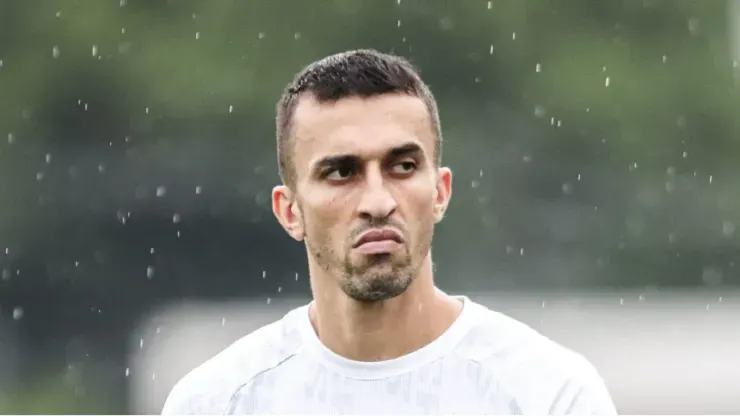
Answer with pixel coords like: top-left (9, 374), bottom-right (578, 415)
top-left (275, 49), bottom-right (442, 189)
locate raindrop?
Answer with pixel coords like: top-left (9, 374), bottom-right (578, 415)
top-left (541, 301), bottom-right (546, 308)
top-left (121, 28), bottom-right (126, 34)
top-left (52, 46), bottom-right (61, 58)
top-left (98, 164), bottom-right (105, 173)
top-left (119, 0), bottom-right (127, 6)
top-left (150, 248), bottom-right (155, 254)
top-left (604, 76), bottom-right (611, 87)
top-left (91, 45), bottom-right (98, 57)
top-left (487, 1), bottom-right (492, 9)
top-left (176, 231), bottom-right (181, 238)
top-left (221, 317), bottom-right (226, 326)
top-left (709, 175), bottom-right (713, 184)
top-left (262, 270), bottom-right (267, 279)
top-left (2, 269), bottom-right (10, 281)
top-left (4, 248), bottom-right (8, 255)
top-left (294, 32), bottom-right (302, 39)
top-left (662, 55), bottom-right (667, 63)
top-left (295, 273), bottom-right (299, 281)
top-left (519, 248), bottom-right (524, 256)
top-left (687, 17), bottom-right (699, 34)
top-left (139, 338), bottom-right (144, 348)
top-left (397, 20), bottom-right (402, 28)
top-left (471, 180), bottom-right (480, 189)
top-left (172, 213), bottom-right (181, 224)
top-left (125, 368), bottom-right (130, 377)
top-left (534, 105), bottom-right (546, 118)
top-left (561, 182), bottom-right (574, 195)
top-left (12, 307), bottom-right (24, 320)
top-left (155, 186), bottom-right (167, 197)
top-left (145, 107), bottom-right (149, 114)
top-left (45, 153), bottom-right (52, 164)
top-left (682, 151), bottom-right (688, 159)
top-left (489, 45), bottom-right (494, 55)
top-left (56, 11), bottom-right (61, 18)
top-left (619, 298), bottom-right (624, 305)
top-left (512, 32), bottom-right (516, 40)
top-left (228, 105), bottom-right (234, 113)
top-left (277, 286), bottom-right (282, 293)
top-left (577, 173), bottom-right (581, 181)
top-left (397, 0), bottom-right (401, 4)
top-left (195, 186), bottom-right (202, 194)
top-left (146, 266), bottom-right (155, 279)
top-left (722, 221), bottom-right (735, 238)
top-left (535, 63), bottom-right (541, 73)
top-left (258, 32), bottom-right (265, 39)
top-left (36, 172), bottom-right (44, 181)
top-left (522, 155), bottom-right (532, 163)
top-left (701, 267), bottom-right (723, 286)
top-left (75, 261), bottom-right (80, 267)
top-left (266, 298), bottom-right (272, 305)
top-left (7, 132), bottom-right (15, 144)
top-left (195, 32), bottom-right (200, 40)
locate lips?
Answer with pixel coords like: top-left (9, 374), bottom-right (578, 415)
top-left (353, 228), bottom-right (403, 248)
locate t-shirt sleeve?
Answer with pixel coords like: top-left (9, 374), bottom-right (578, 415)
top-left (161, 378), bottom-right (195, 415)
top-left (551, 369), bottom-right (618, 415)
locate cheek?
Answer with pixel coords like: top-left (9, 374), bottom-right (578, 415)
top-left (303, 193), bottom-right (351, 240)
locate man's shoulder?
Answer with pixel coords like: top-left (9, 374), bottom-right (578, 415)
top-left (462, 301), bottom-right (592, 369)
top-left (161, 306), bottom-right (306, 415)
top-left (457, 300), bottom-right (614, 414)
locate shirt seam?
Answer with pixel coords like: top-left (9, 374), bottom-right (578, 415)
top-left (222, 349), bottom-right (302, 414)
top-left (451, 350), bottom-right (523, 414)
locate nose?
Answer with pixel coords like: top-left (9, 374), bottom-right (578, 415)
top-left (357, 168), bottom-right (397, 221)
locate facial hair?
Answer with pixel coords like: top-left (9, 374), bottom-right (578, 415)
top-left (304, 211), bottom-right (435, 302)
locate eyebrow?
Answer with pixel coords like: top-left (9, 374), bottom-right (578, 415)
top-left (311, 142), bottom-right (424, 174)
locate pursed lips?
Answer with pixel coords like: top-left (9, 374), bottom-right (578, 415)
top-left (352, 228), bottom-right (404, 254)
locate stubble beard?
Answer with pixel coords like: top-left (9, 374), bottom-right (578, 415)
top-left (305, 217), bottom-right (435, 303)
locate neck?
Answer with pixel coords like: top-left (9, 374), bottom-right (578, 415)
top-left (308, 255), bottom-right (463, 362)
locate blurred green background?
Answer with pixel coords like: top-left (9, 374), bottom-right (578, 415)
top-left (1, 0), bottom-right (739, 413)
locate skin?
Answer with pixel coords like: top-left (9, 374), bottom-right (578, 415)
top-left (272, 92), bottom-right (462, 362)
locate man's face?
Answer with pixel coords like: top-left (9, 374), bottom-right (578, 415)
top-left (274, 93), bottom-right (451, 302)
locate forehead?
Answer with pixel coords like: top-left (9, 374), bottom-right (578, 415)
top-left (291, 93), bottom-right (435, 170)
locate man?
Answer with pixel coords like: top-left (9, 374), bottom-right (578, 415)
top-left (162, 49), bottom-right (617, 415)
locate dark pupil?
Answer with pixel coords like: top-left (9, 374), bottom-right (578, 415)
top-left (336, 164), bottom-right (353, 177)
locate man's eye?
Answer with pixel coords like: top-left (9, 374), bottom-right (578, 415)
top-left (392, 161), bottom-right (416, 174)
top-left (326, 165), bottom-right (355, 180)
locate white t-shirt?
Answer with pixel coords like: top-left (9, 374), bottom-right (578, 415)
top-left (162, 296), bottom-right (617, 415)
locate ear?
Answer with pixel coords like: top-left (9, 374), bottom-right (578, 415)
top-left (433, 167), bottom-right (452, 223)
top-left (272, 185), bottom-right (305, 241)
